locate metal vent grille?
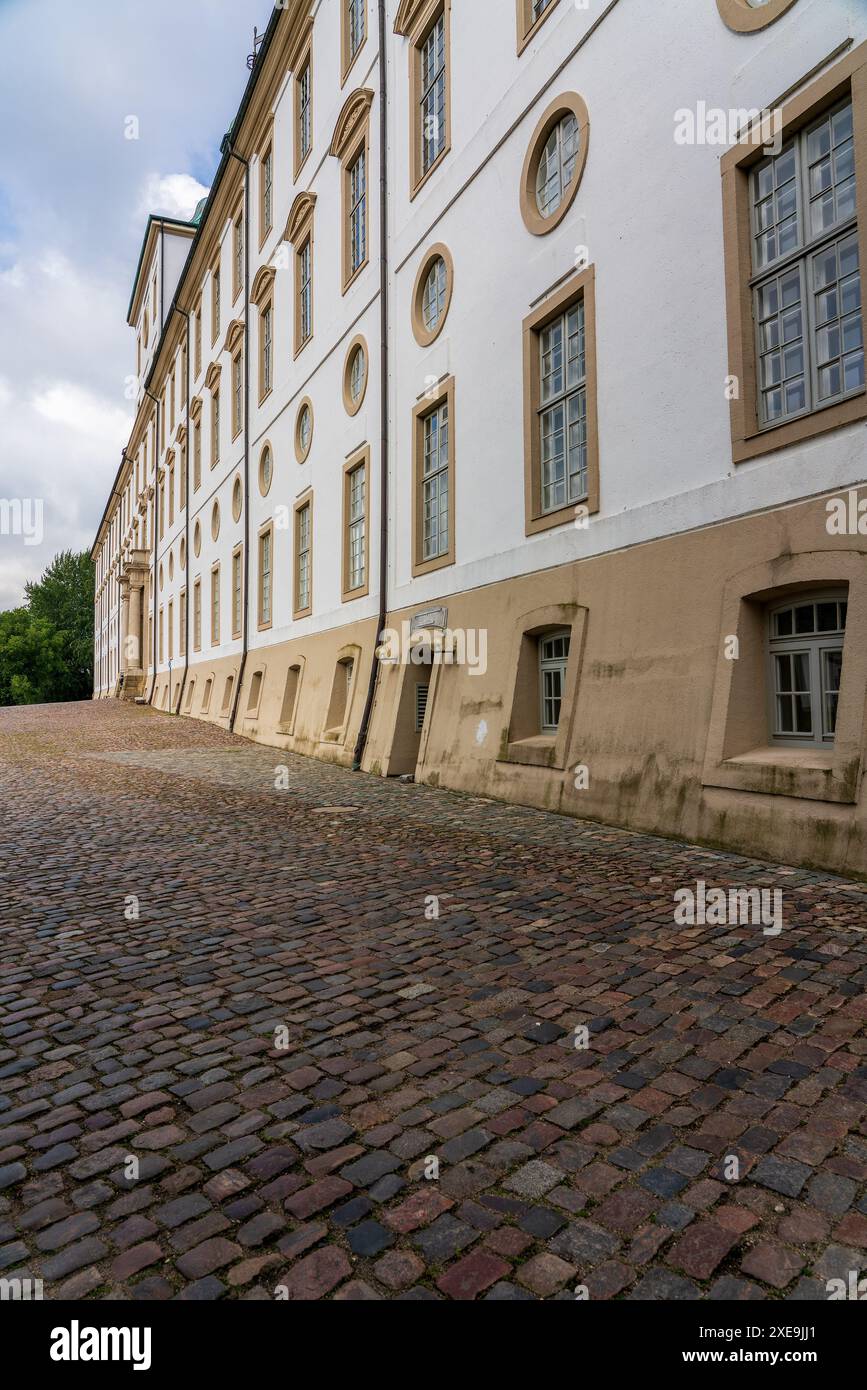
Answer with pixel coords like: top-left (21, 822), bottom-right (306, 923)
top-left (415, 683), bottom-right (429, 732)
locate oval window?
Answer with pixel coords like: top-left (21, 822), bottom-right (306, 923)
top-left (412, 245), bottom-right (454, 347)
top-left (520, 93), bottom-right (589, 236)
top-left (211, 500), bottom-right (220, 541)
top-left (259, 444), bottom-right (273, 497)
top-left (295, 399), bottom-right (313, 463)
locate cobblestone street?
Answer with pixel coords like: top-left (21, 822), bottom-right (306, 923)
top-left (0, 700), bottom-right (865, 1301)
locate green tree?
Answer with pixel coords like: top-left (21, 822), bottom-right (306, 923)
top-left (0, 608), bottom-right (68, 705)
top-left (23, 549), bottom-right (94, 700)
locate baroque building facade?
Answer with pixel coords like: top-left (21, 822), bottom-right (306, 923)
top-left (92, 0), bottom-right (867, 878)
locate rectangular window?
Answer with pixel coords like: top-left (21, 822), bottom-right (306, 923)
top-left (539, 631), bottom-right (570, 733)
top-left (423, 404), bottom-right (448, 561)
top-left (232, 547), bottom-right (243, 639)
top-left (298, 56), bottom-right (312, 168)
top-left (258, 526), bottom-right (272, 628)
top-left (260, 301), bottom-right (273, 400)
top-left (211, 389), bottom-right (220, 467)
top-left (168, 599), bottom-right (174, 661)
top-left (181, 346), bottom-right (187, 407)
top-left (518, 0), bottom-right (558, 50)
top-left (193, 580), bottom-right (201, 651)
top-left (751, 102), bottom-right (861, 429)
top-left (159, 478), bottom-right (165, 534)
top-left (349, 0), bottom-right (364, 59)
top-left (193, 420), bottom-right (202, 491)
top-left (343, 451), bottom-right (368, 599)
top-left (211, 565), bottom-right (220, 645)
top-left (211, 258), bottom-right (221, 343)
top-left (168, 463), bottom-right (175, 525)
top-left (349, 150), bottom-right (366, 279)
top-left (232, 352), bottom-right (243, 438)
top-left (412, 378), bottom-right (454, 576)
top-left (294, 498), bottom-right (312, 616)
top-left (158, 606), bottom-right (164, 664)
top-left (179, 590), bottom-right (186, 653)
top-left (415, 682), bottom-right (429, 732)
top-left (179, 443), bottom-right (187, 510)
top-left (416, 8), bottom-right (448, 187)
top-left (721, 50), bottom-right (867, 464)
top-left (297, 238), bottom-right (313, 349)
top-left (523, 266), bottom-right (599, 535)
top-left (233, 211), bottom-right (244, 302)
top-left (261, 144), bottom-right (273, 241)
top-left (539, 300), bottom-right (587, 513)
top-left (769, 595), bottom-right (847, 746)
top-left (170, 370), bottom-right (176, 432)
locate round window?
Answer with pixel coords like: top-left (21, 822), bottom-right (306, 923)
top-left (158, 562), bottom-right (164, 590)
top-left (180, 536), bottom-right (186, 570)
top-left (168, 551), bottom-right (174, 581)
top-left (259, 444), bottom-right (273, 497)
top-left (520, 93), bottom-right (589, 236)
top-left (232, 476), bottom-right (242, 522)
top-left (211, 500), bottom-right (220, 541)
top-left (716, 0), bottom-right (799, 32)
top-left (412, 246), bottom-right (453, 346)
top-left (193, 521), bottom-right (201, 557)
top-left (295, 399), bottom-right (313, 463)
top-left (343, 339), bottom-right (368, 416)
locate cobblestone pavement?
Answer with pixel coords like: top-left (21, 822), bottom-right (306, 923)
top-left (1, 700), bottom-right (866, 1302)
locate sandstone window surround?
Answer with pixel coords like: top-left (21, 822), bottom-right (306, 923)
top-left (721, 41), bottom-right (867, 464)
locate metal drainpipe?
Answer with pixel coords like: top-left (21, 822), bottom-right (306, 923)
top-left (173, 305), bottom-right (192, 716)
top-left (223, 140), bottom-right (251, 734)
top-left (353, 0), bottom-right (389, 772)
top-left (143, 386), bottom-right (161, 703)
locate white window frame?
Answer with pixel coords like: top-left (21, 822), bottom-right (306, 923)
top-left (767, 591), bottom-right (847, 748)
top-left (539, 629), bottom-right (571, 734)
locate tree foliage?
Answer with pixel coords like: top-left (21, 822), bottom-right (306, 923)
top-left (0, 551), bottom-right (93, 706)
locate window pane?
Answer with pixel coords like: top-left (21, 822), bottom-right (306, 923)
top-left (822, 648), bottom-right (843, 736)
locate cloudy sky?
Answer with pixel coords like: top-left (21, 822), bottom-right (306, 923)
top-left (0, 0), bottom-right (267, 609)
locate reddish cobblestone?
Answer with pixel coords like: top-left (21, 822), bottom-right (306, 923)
top-left (0, 700), bottom-right (865, 1300)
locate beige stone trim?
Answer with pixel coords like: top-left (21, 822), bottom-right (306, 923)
top-left (204, 361), bottom-right (222, 393)
top-left (516, 0), bottom-right (560, 55)
top-left (342, 335), bottom-right (369, 415)
top-left (258, 122), bottom-right (275, 251)
top-left (522, 264), bottom-right (599, 536)
top-left (405, 0), bottom-right (451, 199)
top-left (293, 490), bottom-right (314, 619)
top-left (295, 397), bottom-right (314, 464)
top-left (284, 190), bottom-right (317, 245)
top-left (331, 90), bottom-right (374, 293)
top-left (221, 319), bottom-right (245, 357)
top-left (258, 440), bottom-right (274, 497)
top-left (231, 473), bottom-right (243, 523)
top-left (716, 0), bottom-right (799, 33)
top-left (412, 375), bottom-right (455, 578)
top-left (722, 42), bottom-right (867, 464)
top-left (520, 91), bottom-right (589, 236)
top-left (231, 544), bottom-right (243, 640)
top-left (342, 445), bottom-right (371, 602)
top-left (411, 243), bottom-right (454, 347)
top-left (250, 264), bottom-right (276, 306)
top-left (258, 294), bottom-right (274, 406)
top-left (341, 0), bottom-right (367, 87)
top-left (258, 521), bottom-right (274, 631)
top-left (291, 21), bottom-right (314, 181)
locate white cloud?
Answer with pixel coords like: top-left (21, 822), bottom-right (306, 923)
top-left (137, 172), bottom-right (210, 223)
top-left (33, 382), bottom-right (131, 447)
top-left (0, 0), bottom-right (266, 610)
